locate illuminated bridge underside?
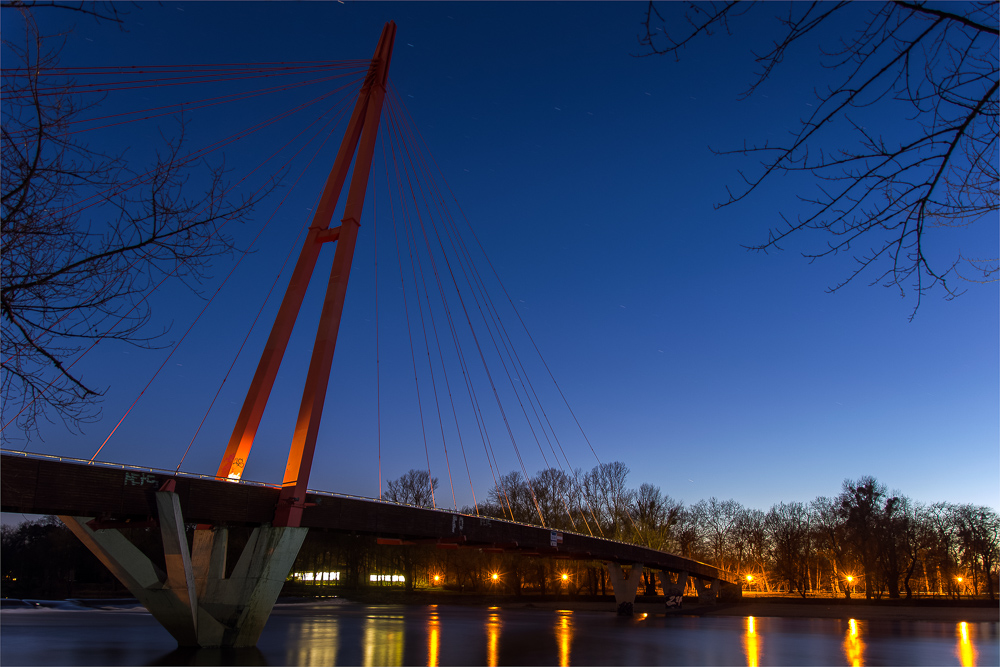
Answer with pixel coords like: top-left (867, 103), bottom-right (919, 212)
top-left (1, 452), bottom-right (728, 583)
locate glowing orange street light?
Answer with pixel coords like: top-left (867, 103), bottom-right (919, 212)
top-left (561, 573), bottom-right (569, 582)
top-left (433, 574), bottom-right (441, 584)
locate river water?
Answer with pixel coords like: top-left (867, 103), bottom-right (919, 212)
top-left (1, 599), bottom-right (996, 666)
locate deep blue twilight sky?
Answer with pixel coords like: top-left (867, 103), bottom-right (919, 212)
top-left (3, 2), bottom-right (997, 518)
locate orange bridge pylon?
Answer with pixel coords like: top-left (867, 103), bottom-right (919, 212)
top-left (216, 22), bottom-right (396, 528)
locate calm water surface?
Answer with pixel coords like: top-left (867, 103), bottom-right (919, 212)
top-left (1, 600), bottom-right (997, 666)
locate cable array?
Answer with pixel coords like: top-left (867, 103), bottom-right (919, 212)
top-left (4, 54), bottom-right (617, 535)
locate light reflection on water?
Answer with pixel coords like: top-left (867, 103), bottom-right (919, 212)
top-left (427, 607), bottom-right (440, 667)
top-left (736, 615), bottom-right (997, 667)
top-left (2, 603), bottom-right (998, 666)
top-left (486, 611), bottom-right (501, 666)
top-left (958, 621), bottom-right (977, 667)
top-left (743, 615), bottom-right (759, 667)
top-left (843, 618), bottom-right (865, 667)
top-left (362, 614), bottom-right (404, 666)
top-left (555, 610), bottom-right (573, 667)
top-left (284, 617), bottom-right (339, 666)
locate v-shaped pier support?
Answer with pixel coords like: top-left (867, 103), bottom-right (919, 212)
top-left (61, 491), bottom-right (306, 647)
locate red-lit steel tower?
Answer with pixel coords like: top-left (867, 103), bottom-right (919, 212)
top-left (215, 22), bottom-right (396, 528)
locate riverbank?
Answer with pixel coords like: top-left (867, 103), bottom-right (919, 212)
top-left (692, 599), bottom-right (999, 622)
top-left (331, 589), bottom-right (999, 623)
top-left (6, 591), bottom-right (994, 624)
top-left (546, 598), bottom-right (1000, 623)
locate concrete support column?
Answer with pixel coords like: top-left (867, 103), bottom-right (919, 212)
top-left (157, 491), bottom-right (198, 631)
top-left (718, 580), bottom-right (743, 602)
top-left (60, 491), bottom-right (307, 647)
top-left (605, 562), bottom-right (643, 616)
top-left (693, 577), bottom-right (721, 604)
top-left (61, 512), bottom-right (202, 646)
top-left (192, 527), bottom-right (228, 600)
top-left (657, 570), bottom-right (688, 609)
top-left (198, 523), bottom-right (307, 647)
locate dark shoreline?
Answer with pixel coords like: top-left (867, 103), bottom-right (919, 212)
top-left (322, 589), bottom-right (1000, 622)
top-left (5, 592), bottom-right (996, 623)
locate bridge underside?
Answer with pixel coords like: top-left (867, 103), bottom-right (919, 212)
top-left (2, 452), bottom-right (739, 643)
top-left (2, 453), bottom-right (728, 580)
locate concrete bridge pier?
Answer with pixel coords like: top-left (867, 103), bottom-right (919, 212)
top-left (691, 576), bottom-right (742, 604)
top-left (692, 576), bottom-right (720, 603)
top-left (605, 562), bottom-right (643, 616)
top-left (60, 488), bottom-right (306, 647)
top-left (657, 570), bottom-right (688, 609)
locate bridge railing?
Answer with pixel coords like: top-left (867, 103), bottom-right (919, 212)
top-left (0, 448), bottom-right (507, 511)
top-left (0, 448), bottom-right (729, 579)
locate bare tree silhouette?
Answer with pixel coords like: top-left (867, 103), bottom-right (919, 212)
top-left (639, 1), bottom-right (998, 316)
top-left (1, 7), bottom-right (270, 436)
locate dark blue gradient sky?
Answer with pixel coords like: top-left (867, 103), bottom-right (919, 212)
top-left (3, 2), bottom-right (996, 515)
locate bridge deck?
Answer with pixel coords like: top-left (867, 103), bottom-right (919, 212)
top-left (1, 451), bottom-right (729, 583)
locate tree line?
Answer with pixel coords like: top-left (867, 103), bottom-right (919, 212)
top-left (380, 465), bottom-right (999, 601)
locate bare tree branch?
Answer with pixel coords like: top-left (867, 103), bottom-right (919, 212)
top-left (1, 10), bottom-right (270, 438)
top-left (639, 1), bottom-right (999, 317)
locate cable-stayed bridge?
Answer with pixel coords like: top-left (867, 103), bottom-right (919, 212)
top-left (1, 22), bottom-right (738, 648)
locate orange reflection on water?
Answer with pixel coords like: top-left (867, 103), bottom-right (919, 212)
top-left (843, 618), bottom-right (865, 667)
top-left (285, 618), bottom-right (340, 666)
top-left (486, 612), bottom-right (502, 667)
top-left (363, 614), bottom-right (404, 667)
top-left (957, 621), bottom-right (977, 667)
top-left (427, 611), bottom-right (440, 667)
top-left (555, 610), bottom-right (573, 667)
top-left (743, 616), bottom-right (759, 667)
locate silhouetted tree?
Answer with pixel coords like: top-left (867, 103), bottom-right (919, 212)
top-left (735, 507), bottom-right (771, 591)
top-left (630, 482), bottom-right (681, 551)
top-left (582, 461), bottom-right (635, 540)
top-left (384, 468), bottom-right (439, 508)
top-left (950, 503), bottom-right (1000, 600)
top-left (1, 5), bottom-right (270, 436)
top-left (531, 467), bottom-right (578, 530)
top-left (672, 505), bottom-right (703, 561)
top-left (639, 1), bottom-right (998, 317)
top-left (691, 497), bottom-right (743, 572)
top-left (812, 495), bottom-right (856, 598)
top-left (486, 470), bottom-right (539, 524)
top-left (767, 502), bottom-right (812, 597)
top-left (837, 476), bottom-right (891, 599)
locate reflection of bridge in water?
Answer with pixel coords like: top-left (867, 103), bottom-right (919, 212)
top-left (1, 21), bottom-right (737, 648)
